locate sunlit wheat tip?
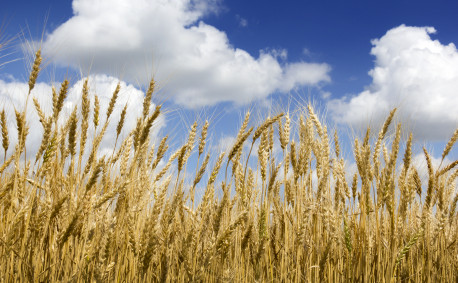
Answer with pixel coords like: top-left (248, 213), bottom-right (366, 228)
top-left (93, 95), bottom-right (100, 128)
top-left (53, 80), bottom-right (69, 121)
top-left (28, 49), bottom-right (42, 93)
top-left (67, 107), bottom-right (78, 157)
top-left (0, 110), bottom-right (8, 160)
top-left (442, 128), bottom-right (458, 161)
top-left (143, 78), bottom-right (155, 118)
top-left (198, 120), bottom-right (209, 156)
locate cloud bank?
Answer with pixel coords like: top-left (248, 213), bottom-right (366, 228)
top-left (41, 0), bottom-right (330, 107)
top-left (328, 25), bottom-right (458, 141)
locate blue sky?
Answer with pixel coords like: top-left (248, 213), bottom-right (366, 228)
top-left (1, 0), bottom-right (457, 169)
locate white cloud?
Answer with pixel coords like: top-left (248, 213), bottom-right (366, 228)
top-left (280, 62), bottom-right (330, 92)
top-left (262, 48), bottom-right (288, 61)
top-left (328, 25), bottom-right (458, 141)
top-left (213, 135), bottom-right (235, 153)
top-left (236, 15), bottom-right (248, 27)
top-left (0, 75), bottom-right (163, 160)
top-left (41, 0), bottom-right (330, 108)
top-left (302, 48), bottom-right (311, 56)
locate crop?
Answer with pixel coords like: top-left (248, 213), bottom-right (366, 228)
top-left (0, 50), bottom-right (457, 282)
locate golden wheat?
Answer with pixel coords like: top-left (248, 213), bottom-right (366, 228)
top-left (0, 49), bottom-right (456, 282)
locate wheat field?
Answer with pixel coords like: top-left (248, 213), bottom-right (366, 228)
top-left (0, 50), bottom-right (457, 282)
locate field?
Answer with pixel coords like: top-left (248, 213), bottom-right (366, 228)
top-left (0, 50), bottom-right (457, 282)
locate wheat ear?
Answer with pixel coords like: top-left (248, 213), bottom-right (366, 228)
top-left (1, 110), bottom-right (9, 161)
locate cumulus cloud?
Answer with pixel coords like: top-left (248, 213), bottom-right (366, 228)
top-left (328, 25), bottom-right (458, 141)
top-left (41, 0), bottom-right (330, 108)
top-left (0, 75), bottom-right (163, 159)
